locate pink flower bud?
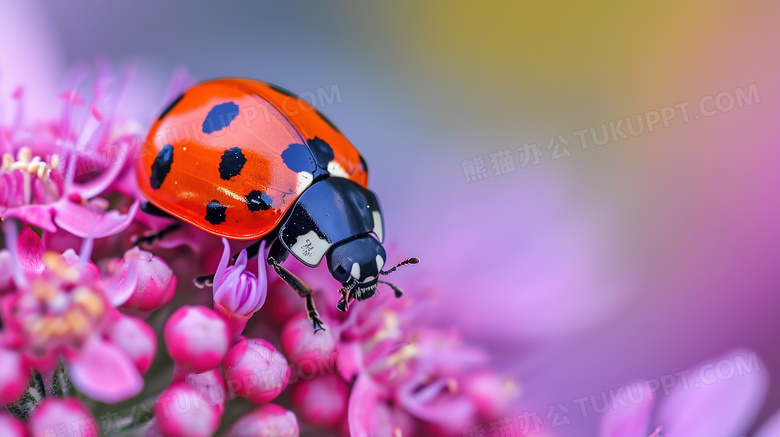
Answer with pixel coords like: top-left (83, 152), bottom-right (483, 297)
top-left (0, 411), bottom-right (27, 437)
top-left (105, 314), bottom-right (158, 374)
top-left (213, 239), bottom-right (267, 339)
top-left (281, 313), bottom-right (336, 367)
top-left (290, 373), bottom-right (348, 428)
top-left (0, 347), bottom-right (29, 405)
top-left (28, 397), bottom-right (97, 437)
top-left (118, 247), bottom-right (176, 312)
top-left (172, 366), bottom-right (228, 415)
top-left (223, 337), bottom-right (290, 404)
top-left (153, 382), bottom-right (221, 437)
top-left (164, 306), bottom-right (230, 373)
top-left (223, 403), bottom-right (299, 437)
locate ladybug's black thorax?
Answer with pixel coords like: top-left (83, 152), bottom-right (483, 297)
top-left (277, 177), bottom-right (383, 268)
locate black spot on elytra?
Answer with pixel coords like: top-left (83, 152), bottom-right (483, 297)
top-left (205, 200), bottom-right (227, 225)
top-left (219, 147), bottom-right (247, 180)
top-left (158, 94), bottom-right (184, 120)
top-left (359, 154), bottom-right (368, 173)
top-left (245, 190), bottom-right (273, 212)
top-left (149, 144), bottom-right (174, 190)
top-left (266, 83), bottom-right (299, 99)
top-left (307, 137), bottom-right (334, 169)
top-left (203, 102), bottom-right (239, 134)
top-left (281, 143), bottom-right (315, 173)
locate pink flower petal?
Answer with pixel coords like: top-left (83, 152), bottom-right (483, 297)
top-left (66, 337), bottom-right (143, 403)
top-left (71, 138), bottom-right (130, 199)
top-left (397, 376), bottom-right (475, 424)
top-left (106, 257), bottom-right (138, 307)
top-left (657, 349), bottom-right (768, 437)
top-left (105, 315), bottom-right (157, 375)
top-left (54, 199), bottom-right (138, 238)
top-left (212, 238), bottom-right (232, 292)
top-left (755, 410), bottom-right (780, 437)
top-left (16, 226), bottom-right (43, 275)
top-left (599, 384), bottom-right (654, 437)
top-left (0, 347), bottom-right (29, 405)
top-left (348, 374), bottom-right (385, 437)
top-left (3, 204), bottom-right (56, 232)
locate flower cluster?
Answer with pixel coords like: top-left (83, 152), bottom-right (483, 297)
top-left (0, 67), bottom-right (513, 436)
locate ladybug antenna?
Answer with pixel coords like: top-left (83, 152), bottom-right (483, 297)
top-left (378, 280), bottom-right (405, 299)
top-left (380, 257), bottom-right (420, 276)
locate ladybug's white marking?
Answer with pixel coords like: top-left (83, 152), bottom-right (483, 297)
top-left (351, 263), bottom-right (361, 280)
top-left (376, 255), bottom-right (384, 272)
top-left (327, 160), bottom-right (349, 178)
top-left (372, 210), bottom-right (383, 242)
top-left (296, 171), bottom-right (313, 195)
top-left (290, 230), bottom-right (330, 266)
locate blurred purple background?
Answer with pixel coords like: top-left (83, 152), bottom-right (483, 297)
top-left (3, 1), bottom-right (780, 435)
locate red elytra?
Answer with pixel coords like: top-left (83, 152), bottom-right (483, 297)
top-left (135, 78), bottom-right (367, 241)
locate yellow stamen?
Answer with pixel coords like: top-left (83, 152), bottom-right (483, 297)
top-left (1, 153), bottom-right (13, 171)
top-left (386, 343), bottom-right (419, 368)
top-left (32, 281), bottom-right (58, 301)
top-left (66, 308), bottom-right (89, 337)
top-left (17, 147), bottom-right (31, 164)
top-left (73, 287), bottom-right (104, 317)
top-left (43, 252), bottom-right (80, 282)
top-left (27, 156), bottom-right (41, 173)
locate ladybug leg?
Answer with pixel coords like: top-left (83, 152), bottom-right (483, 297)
top-left (132, 223), bottom-right (182, 248)
top-left (267, 240), bottom-right (325, 332)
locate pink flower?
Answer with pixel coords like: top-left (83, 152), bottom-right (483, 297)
top-left (1, 224), bottom-right (146, 403)
top-left (104, 313), bottom-right (158, 374)
top-left (172, 367), bottom-right (228, 415)
top-left (290, 373), bottom-right (348, 428)
top-left (223, 337), bottom-right (290, 404)
top-left (115, 246), bottom-right (177, 312)
top-left (281, 312), bottom-right (336, 367)
top-left (153, 382), bottom-right (221, 437)
top-left (212, 238), bottom-right (267, 338)
top-left (223, 403), bottom-right (299, 437)
top-left (599, 349), bottom-right (768, 437)
top-left (0, 66), bottom-right (140, 237)
top-left (27, 397), bottom-right (97, 437)
top-left (163, 306), bottom-right (230, 374)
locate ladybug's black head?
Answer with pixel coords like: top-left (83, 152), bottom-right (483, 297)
top-left (327, 235), bottom-right (385, 301)
top-left (326, 234), bottom-right (420, 312)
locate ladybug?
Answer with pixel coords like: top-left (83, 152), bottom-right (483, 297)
top-left (135, 78), bottom-right (417, 331)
